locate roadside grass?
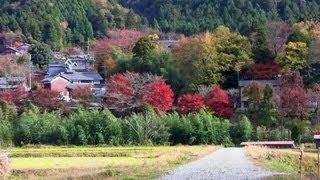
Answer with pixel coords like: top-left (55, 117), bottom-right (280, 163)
top-left (1, 145), bottom-right (220, 179)
top-left (245, 146), bottom-right (318, 175)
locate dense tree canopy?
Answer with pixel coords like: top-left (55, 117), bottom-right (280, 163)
top-left (0, 0), bottom-right (145, 48)
top-left (173, 26), bottom-right (252, 91)
top-left (120, 0), bottom-right (320, 35)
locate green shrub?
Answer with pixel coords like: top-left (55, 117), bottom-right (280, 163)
top-left (301, 127), bottom-right (313, 143)
top-left (52, 125), bottom-right (69, 145)
top-left (255, 126), bottom-right (269, 141)
top-left (230, 115), bottom-right (253, 145)
top-left (238, 115), bottom-right (253, 142)
top-left (165, 112), bottom-right (193, 144)
top-left (123, 107), bottom-right (169, 145)
top-left (165, 109), bottom-right (232, 146)
top-left (76, 125), bottom-right (87, 145)
top-left (270, 128), bottom-right (281, 141)
top-left (0, 121), bottom-right (12, 147)
top-left (14, 107), bottom-right (61, 145)
top-left (65, 108), bottom-right (123, 145)
top-left (0, 103), bottom-right (16, 146)
top-left (291, 121), bottom-right (305, 144)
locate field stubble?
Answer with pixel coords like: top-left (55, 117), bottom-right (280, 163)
top-left (1, 145), bottom-right (220, 179)
top-left (245, 145), bottom-right (319, 175)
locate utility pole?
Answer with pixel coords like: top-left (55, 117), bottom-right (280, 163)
top-left (87, 39), bottom-right (90, 55)
top-left (28, 54), bottom-right (32, 90)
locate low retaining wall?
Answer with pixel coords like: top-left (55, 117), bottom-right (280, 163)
top-left (240, 141), bottom-right (295, 148)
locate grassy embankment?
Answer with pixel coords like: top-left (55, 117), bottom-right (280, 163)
top-left (246, 145), bottom-right (319, 175)
top-left (1, 145), bottom-right (219, 179)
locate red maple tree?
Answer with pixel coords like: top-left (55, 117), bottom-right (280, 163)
top-left (279, 72), bottom-right (307, 118)
top-left (27, 88), bottom-right (62, 111)
top-left (247, 63), bottom-right (281, 80)
top-left (71, 85), bottom-right (94, 105)
top-left (206, 86), bottom-right (233, 118)
top-left (178, 93), bottom-right (205, 114)
top-left (281, 87), bottom-right (307, 117)
top-left (141, 80), bottom-right (174, 112)
top-left (106, 73), bottom-right (133, 111)
top-left (105, 72), bottom-right (165, 112)
top-left (0, 85), bottom-right (26, 109)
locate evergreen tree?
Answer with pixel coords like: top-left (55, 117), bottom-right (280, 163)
top-left (252, 27), bottom-right (273, 62)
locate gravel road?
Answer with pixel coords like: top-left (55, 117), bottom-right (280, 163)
top-left (160, 148), bottom-right (275, 180)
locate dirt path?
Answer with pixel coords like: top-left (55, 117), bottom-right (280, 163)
top-left (160, 148), bottom-right (275, 180)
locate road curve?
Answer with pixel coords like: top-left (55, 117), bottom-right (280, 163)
top-left (160, 148), bottom-right (275, 180)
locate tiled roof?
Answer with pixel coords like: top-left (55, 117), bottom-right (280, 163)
top-left (43, 71), bottom-right (103, 83)
top-left (0, 77), bottom-right (26, 84)
top-left (61, 72), bottom-right (103, 81)
top-left (0, 77), bottom-right (26, 89)
top-left (48, 64), bottom-right (66, 77)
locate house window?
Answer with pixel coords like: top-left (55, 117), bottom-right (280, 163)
top-left (243, 101), bottom-right (249, 108)
top-left (80, 80), bottom-right (92, 83)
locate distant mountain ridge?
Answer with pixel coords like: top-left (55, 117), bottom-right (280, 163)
top-left (120, 0), bottom-right (320, 35)
top-left (1, 0), bottom-right (320, 48)
top-left (0, 0), bottom-right (145, 48)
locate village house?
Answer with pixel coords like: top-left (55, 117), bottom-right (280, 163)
top-left (43, 55), bottom-right (104, 101)
top-left (42, 71), bottom-right (104, 100)
top-left (0, 76), bottom-right (27, 91)
top-left (0, 43), bottom-right (30, 56)
top-left (238, 80), bottom-right (279, 109)
top-left (65, 55), bottom-right (92, 72)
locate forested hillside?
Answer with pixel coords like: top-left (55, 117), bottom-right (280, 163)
top-left (0, 0), bottom-right (145, 48)
top-left (120, 0), bottom-right (320, 35)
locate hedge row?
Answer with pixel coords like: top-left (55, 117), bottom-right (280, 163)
top-left (0, 105), bottom-right (235, 146)
top-left (0, 104), bottom-right (312, 147)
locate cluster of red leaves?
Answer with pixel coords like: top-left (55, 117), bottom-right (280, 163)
top-left (279, 72), bottom-right (307, 118)
top-left (28, 88), bottom-right (62, 111)
top-left (177, 94), bottom-right (205, 114)
top-left (71, 85), bottom-right (94, 104)
top-left (247, 63), bottom-right (281, 80)
top-left (94, 29), bottom-right (149, 75)
top-left (281, 87), bottom-right (307, 117)
top-left (141, 80), bottom-right (174, 112)
top-left (94, 29), bottom-right (148, 56)
top-left (206, 86), bottom-right (233, 118)
top-left (106, 73), bottom-right (133, 109)
top-left (0, 85), bottom-right (26, 109)
top-left (106, 29), bottom-right (149, 52)
top-left (106, 72), bottom-right (174, 112)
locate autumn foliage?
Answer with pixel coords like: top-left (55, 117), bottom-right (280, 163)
top-left (94, 29), bottom-right (150, 76)
top-left (178, 94), bottom-right (205, 114)
top-left (106, 73), bottom-right (134, 111)
top-left (0, 85), bottom-right (26, 109)
top-left (141, 80), bottom-right (174, 112)
top-left (281, 87), bottom-right (307, 117)
top-left (28, 88), bottom-right (62, 111)
top-left (279, 72), bottom-right (307, 118)
top-left (206, 86), bottom-right (233, 118)
top-left (247, 63), bottom-right (281, 80)
top-left (71, 85), bottom-right (94, 105)
top-left (106, 72), bottom-right (173, 112)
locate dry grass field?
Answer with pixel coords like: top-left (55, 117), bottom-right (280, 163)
top-left (245, 146), bottom-right (319, 175)
top-left (1, 145), bottom-right (220, 179)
